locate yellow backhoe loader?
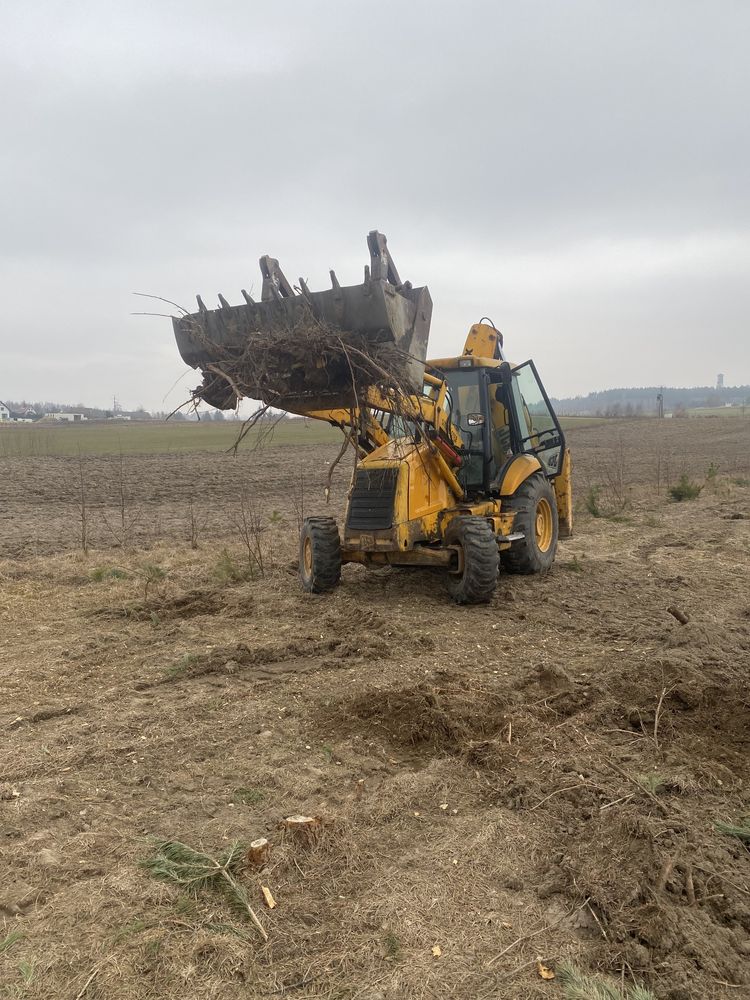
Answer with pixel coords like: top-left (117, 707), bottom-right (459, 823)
top-left (172, 232), bottom-right (572, 604)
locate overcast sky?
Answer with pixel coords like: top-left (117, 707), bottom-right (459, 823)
top-left (2, 1), bottom-right (749, 410)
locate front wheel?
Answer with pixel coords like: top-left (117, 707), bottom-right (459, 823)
top-left (299, 517), bottom-right (341, 593)
top-left (501, 473), bottom-right (558, 574)
top-left (445, 517), bottom-right (499, 605)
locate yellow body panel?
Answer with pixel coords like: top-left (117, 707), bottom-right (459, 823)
top-left (497, 454), bottom-right (543, 496)
top-left (462, 322), bottom-right (504, 359)
top-left (555, 448), bottom-right (573, 537)
top-left (346, 441), bottom-right (455, 553)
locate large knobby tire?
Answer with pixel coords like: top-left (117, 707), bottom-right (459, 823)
top-left (445, 517), bottom-right (499, 605)
top-left (501, 473), bottom-right (559, 574)
top-left (299, 517), bottom-right (341, 593)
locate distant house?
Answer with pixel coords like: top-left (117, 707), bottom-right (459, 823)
top-left (0, 402), bottom-right (39, 422)
top-left (45, 412), bottom-right (87, 422)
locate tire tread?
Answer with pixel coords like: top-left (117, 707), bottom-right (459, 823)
top-left (445, 517), bottom-right (499, 605)
top-left (299, 517), bottom-right (341, 593)
top-left (501, 474), bottom-right (558, 575)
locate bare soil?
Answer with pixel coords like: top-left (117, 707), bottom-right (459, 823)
top-left (1, 416), bottom-right (749, 1000)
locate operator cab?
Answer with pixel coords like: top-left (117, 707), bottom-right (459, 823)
top-left (442, 361), bottom-right (565, 497)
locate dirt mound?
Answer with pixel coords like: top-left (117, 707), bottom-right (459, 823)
top-left (91, 588), bottom-right (225, 621)
top-left (331, 680), bottom-right (510, 752)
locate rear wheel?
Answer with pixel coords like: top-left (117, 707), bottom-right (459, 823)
top-left (445, 517), bottom-right (499, 605)
top-left (501, 473), bottom-right (558, 574)
top-left (299, 517), bottom-right (341, 593)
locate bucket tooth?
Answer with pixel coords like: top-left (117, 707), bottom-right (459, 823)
top-left (298, 277), bottom-right (312, 300)
top-left (367, 230), bottom-right (401, 286)
top-left (196, 295), bottom-right (207, 313)
top-left (218, 293), bottom-right (232, 311)
top-left (329, 269), bottom-right (341, 293)
top-left (241, 289), bottom-right (255, 305)
top-left (260, 255), bottom-right (294, 302)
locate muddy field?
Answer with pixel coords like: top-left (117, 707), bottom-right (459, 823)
top-left (1, 417), bottom-right (749, 1000)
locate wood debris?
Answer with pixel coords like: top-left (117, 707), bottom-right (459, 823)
top-left (261, 885), bottom-right (277, 909)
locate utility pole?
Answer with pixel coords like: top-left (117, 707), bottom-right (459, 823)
top-left (657, 388), bottom-right (664, 419)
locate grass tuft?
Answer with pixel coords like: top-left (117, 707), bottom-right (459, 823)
top-left (637, 773), bottom-right (666, 795)
top-left (112, 918), bottom-right (149, 942)
top-left (584, 485), bottom-right (603, 517)
top-left (232, 787), bottom-right (265, 806)
top-left (18, 960), bottom-right (35, 984)
top-left (163, 653), bottom-right (200, 681)
top-left (562, 555), bottom-right (584, 573)
top-left (90, 566), bottom-right (129, 581)
top-left (383, 931), bottom-right (401, 959)
top-left (0, 930), bottom-right (23, 954)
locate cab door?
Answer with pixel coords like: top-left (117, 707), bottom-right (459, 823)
top-left (508, 361), bottom-right (565, 477)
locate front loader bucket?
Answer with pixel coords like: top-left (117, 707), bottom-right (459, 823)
top-left (172, 231), bottom-right (432, 412)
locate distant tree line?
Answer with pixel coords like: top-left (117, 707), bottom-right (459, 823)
top-left (550, 384), bottom-right (750, 416)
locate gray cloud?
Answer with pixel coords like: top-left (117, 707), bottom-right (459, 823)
top-left (2, 0), bottom-right (749, 409)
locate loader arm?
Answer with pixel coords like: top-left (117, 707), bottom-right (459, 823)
top-left (288, 376), bottom-right (461, 455)
top-left (286, 373), bottom-right (465, 504)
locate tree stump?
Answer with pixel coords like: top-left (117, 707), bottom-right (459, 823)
top-left (280, 815), bottom-right (322, 844)
top-left (246, 837), bottom-right (272, 867)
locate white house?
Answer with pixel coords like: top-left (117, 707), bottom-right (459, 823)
top-left (45, 412), bottom-right (87, 422)
top-left (0, 402), bottom-right (40, 422)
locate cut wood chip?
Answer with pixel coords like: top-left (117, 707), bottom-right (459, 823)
top-left (431, 945), bottom-right (442, 958)
top-left (537, 959), bottom-right (555, 980)
top-left (261, 885), bottom-right (276, 909)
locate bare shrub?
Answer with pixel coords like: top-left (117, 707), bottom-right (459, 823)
top-left (231, 493), bottom-right (267, 578)
top-left (101, 450), bottom-right (143, 548)
top-left (76, 448), bottom-right (89, 553)
top-left (186, 496), bottom-right (207, 550)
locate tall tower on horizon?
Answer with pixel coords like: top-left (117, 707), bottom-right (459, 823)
top-left (716, 373), bottom-right (725, 390)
